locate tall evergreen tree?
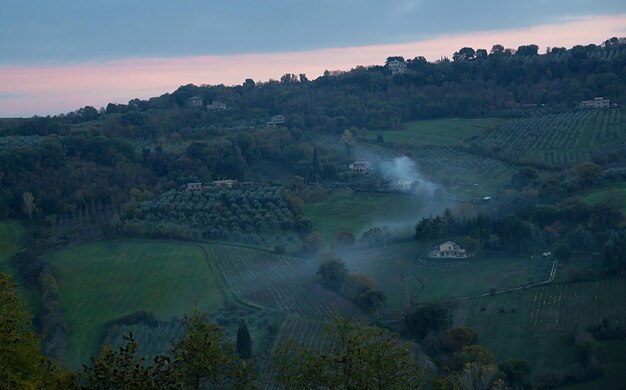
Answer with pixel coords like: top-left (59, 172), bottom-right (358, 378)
top-left (312, 147), bottom-right (321, 183)
top-left (236, 322), bottom-right (252, 360)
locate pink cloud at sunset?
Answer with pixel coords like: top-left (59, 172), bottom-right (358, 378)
top-left (1, 14), bottom-right (625, 117)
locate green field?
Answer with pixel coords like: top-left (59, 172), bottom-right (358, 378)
top-left (304, 189), bottom-right (450, 241)
top-left (465, 279), bottom-right (626, 374)
top-left (343, 243), bottom-right (551, 311)
top-left (583, 181), bottom-right (626, 214)
top-left (365, 117), bottom-right (503, 147)
top-left (49, 240), bottom-right (224, 367)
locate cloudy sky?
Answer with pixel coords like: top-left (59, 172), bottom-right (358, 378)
top-left (1, 0), bottom-right (625, 116)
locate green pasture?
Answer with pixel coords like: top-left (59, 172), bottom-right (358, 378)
top-left (582, 181), bottom-right (626, 214)
top-left (49, 240), bottom-right (224, 367)
top-left (364, 117), bottom-right (503, 147)
top-left (304, 189), bottom-right (451, 241)
top-left (343, 243), bottom-right (551, 311)
top-left (465, 279), bottom-right (626, 374)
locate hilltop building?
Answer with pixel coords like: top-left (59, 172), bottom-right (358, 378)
top-left (349, 160), bottom-right (372, 173)
top-left (207, 101), bottom-right (227, 111)
top-left (578, 97), bottom-right (610, 109)
top-left (429, 241), bottom-right (469, 259)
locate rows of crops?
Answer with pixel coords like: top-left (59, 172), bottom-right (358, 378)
top-left (529, 278), bottom-right (626, 333)
top-left (211, 245), bottom-right (313, 310)
top-left (210, 245), bottom-right (367, 321)
top-left (285, 284), bottom-right (368, 320)
top-left (471, 110), bottom-right (626, 167)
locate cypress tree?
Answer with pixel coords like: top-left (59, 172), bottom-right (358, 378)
top-left (237, 321), bottom-right (252, 360)
top-left (312, 147), bottom-right (321, 183)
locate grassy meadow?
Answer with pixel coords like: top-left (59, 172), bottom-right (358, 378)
top-left (304, 189), bottom-right (450, 241)
top-left (49, 240), bottom-right (224, 367)
top-left (465, 278), bottom-right (626, 374)
top-left (364, 117), bottom-right (503, 147)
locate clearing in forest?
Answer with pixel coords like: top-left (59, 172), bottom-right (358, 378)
top-left (365, 117), bottom-right (503, 147)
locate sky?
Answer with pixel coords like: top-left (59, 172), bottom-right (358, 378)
top-left (1, 1), bottom-right (625, 117)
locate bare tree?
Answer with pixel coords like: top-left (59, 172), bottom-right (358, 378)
top-left (341, 128), bottom-right (357, 156)
top-left (22, 192), bottom-right (35, 219)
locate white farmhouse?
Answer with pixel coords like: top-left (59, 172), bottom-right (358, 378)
top-left (349, 160), bottom-right (372, 173)
top-left (429, 241), bottom-right (469, 258)
top-left (578, 97), bottom-right (610, 109)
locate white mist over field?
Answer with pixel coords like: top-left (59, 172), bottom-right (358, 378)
top-left (343, 154), bottom-right (451, 239)
top-left (377, 156), bottom-right (439, 195)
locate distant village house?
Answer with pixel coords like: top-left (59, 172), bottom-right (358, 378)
top-left (187, 96), bottom-right (204, 108)
top-left (213, 179), bottom-right (238, 189)
top-left (267, 115), bottom-right (285, 126)
top-left (185, 182), bottom-right (203, 192)
top-left (349, 160), bottom-right (372, 173)
top-left (207, 101), bottom-right (227, 111)
top-left (429, 241), bottom-right (469, 259)
top-left (578, 97), bottom-right (610, 109)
